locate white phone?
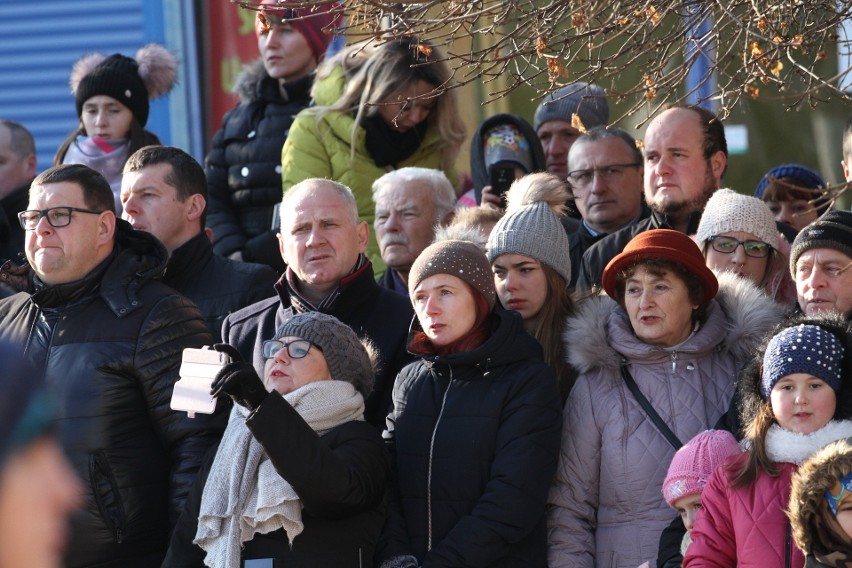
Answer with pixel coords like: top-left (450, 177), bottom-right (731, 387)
top-left (170, 347), bottom-right (231, 418)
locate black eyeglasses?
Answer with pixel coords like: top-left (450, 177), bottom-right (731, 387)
top-left (261, 338), bottom-right (318, 359)
top-left (708, 235), bottom-right (771, 258)
top-left (18, 207), bottom-right (103, 230)
top-left (567, 163), bottom-right (641, 189)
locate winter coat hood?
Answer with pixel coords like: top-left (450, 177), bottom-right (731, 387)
top-left (789, 436), bottom-right (852, 556)
top-left (566, 271), bottom-right (784, 375)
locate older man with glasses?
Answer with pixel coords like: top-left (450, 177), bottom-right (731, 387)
top-left (564, 126), bottom-right (647, 288)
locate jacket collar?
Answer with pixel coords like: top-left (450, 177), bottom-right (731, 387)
top-left (649, 207), bottom-right (703, 234)
top-left (163, 231), bottom-right (211, 288)
top-left (276, 255), bottom-right (380, 319)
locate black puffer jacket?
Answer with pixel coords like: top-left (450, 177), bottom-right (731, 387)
top-left (163, 232), bottom-right (278, 341)
top-left (378, 309), bottom-right (563, 567)
top-left (0, 182), bottom-right (27, 264)
top-left (205, 59), bottom-right (313, 272)
top-left (164, 392), bottom-right (391, 567)
top-left (221, 259), bottom-right (415, 429)
top-left (0, 222), bottom-right (227, 568)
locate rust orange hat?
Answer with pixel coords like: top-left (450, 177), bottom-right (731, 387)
top-left (602, 229), bottom-right (719, 303)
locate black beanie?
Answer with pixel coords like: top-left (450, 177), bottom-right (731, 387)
top-left (75, 54), bottom-right (150, 126)
top-left (790, 211), bottom-right (852, 273)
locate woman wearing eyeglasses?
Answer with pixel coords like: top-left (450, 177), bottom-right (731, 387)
top-left (695, 189), bottom-right (795, 304)
top-left (163, 312), bottom-right (389, 568)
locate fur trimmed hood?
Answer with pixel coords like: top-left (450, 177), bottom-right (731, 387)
top-left (789, 436), bottom-right (852, 555)
top-left (737, 313), bottom-right (852, 430)
top-left (565, 271), bottom-right (784, 374)
top-left (233, 58), bottom-right (270, 103)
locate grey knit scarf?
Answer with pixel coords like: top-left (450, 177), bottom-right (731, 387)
top-left (194, 381), bottom-right (365, 568)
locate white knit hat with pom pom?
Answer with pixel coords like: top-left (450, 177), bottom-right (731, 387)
top-left (486, 172), bottom-right (572, 284)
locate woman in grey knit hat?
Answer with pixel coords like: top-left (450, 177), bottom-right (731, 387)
top-left (164, 312), bottom-right (389, 568)
top-left (486, 172), bottom-right (577, 399)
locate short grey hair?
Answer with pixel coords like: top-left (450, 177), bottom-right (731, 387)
top-left (371, 167), bottom-right (456, 222)
top-left (281, 178), bottom-right (360, 226)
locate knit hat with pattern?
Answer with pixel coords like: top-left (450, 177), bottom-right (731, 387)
top-left (755, 164), bottom-right (829, 216)
top-left (486, 172), bottom-right (572, 284)
top-left (663, 430), bottom-right (740, 508)
top-left (789, 211), bottom-right (852, 274)
top-left (483, 124), bottom-right (534, 173)
top-left (408, 239), bottom-right (496, 309)
top-left (275, 312), bottom-right (374, 398)
top-left (534, 82), bottom-right (609, 132)
top-left (255, 0), bottom-right (337, 62)
top-left (71, 44), bottom-right (178, 128)
top-left (760, 323), bottom-right (845, 400)
top-left (695, 188), bottom-right (779, 248)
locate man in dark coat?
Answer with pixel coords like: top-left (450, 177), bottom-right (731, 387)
top-left (565, 126), bottom-right (648, 289)
top-left (222, 178), bottom-right (415, 429)
top-left (205, 4), bottom-right (336, 272)
top-left (121, 145), bottom-right (277, 341)
top-left (574, 105), bottom-right (728, 291)
top-left (0, 164), bottom-right (226, 567)
top-left (0, 119), bottom-right (36, 291)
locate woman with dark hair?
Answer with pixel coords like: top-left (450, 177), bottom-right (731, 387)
top-left (548, 229), bottom-right (782, 567)
top-left (281, 36), bottom-right (466, 270)
top-left (164, 312), bottom-right (389, 567)
top-left (377, 239), bottom-right (562, 567)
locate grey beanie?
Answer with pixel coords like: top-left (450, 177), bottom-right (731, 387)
top-left (408, 239), bottom-right (496, 309)
top-left (695, 188), bottom-right (779, 248)
top-left (534, 82), bottom-right (609, 132)
top-left (275, 312), bottom-right (375, 399)
top-left (790, 211), bottom-right (852, 274)
top-left (486, 172), bottom-right (572, 284)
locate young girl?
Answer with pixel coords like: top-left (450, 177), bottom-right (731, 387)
top-left (684, 317), bottom-right (852, 568)
top-left (788, 436), bottom-right (852, 566)
top-left (659, 430), bottom-right (741, 565)
top-left (55, 44), bottom-right (177, 213)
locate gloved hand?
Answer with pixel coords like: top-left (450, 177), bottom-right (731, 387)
top-left (210, 344), bottom-right (268, 411)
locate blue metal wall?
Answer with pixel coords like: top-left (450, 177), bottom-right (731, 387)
top-left (0, 0), bottom-right (175, 173)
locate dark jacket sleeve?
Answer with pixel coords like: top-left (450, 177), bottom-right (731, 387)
top-left (246, 393), bottom-right (391, 517)
top-left (135, 294), bottom-right (227, 526)
top-left (205, 108), bottom-right (249, 259)
top-left (423, 364), bottom-right (563, 567)
top-left (657, 515), bottom-right (686, 568)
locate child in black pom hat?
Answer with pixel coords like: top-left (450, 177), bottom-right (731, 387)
top-left (54, 44), bottom-right (178, 213)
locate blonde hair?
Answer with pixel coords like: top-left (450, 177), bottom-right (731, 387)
top-left (313, 37), bottom-right (464, 173)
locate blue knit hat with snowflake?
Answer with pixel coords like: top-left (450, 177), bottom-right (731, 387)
top-left (760, 324), bottom-right (845, 400)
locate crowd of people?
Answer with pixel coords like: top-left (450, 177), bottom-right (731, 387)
top-left (4, 3), bottom-right (852, 568)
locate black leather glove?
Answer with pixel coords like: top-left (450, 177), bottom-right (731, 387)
top-left (211, 342), bottom-right (243, 363)
top-left (210, 357), bottom-right (268, 411)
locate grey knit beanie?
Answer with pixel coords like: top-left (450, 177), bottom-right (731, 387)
top-left (534, 82), bottom-right (609, 132)
top-left (790, 211), bottom-right (852, 274)
top-left (408, 239), bottom-right (496, 309)
top-left (695, 188), bottom-right (779, 248)
top-left (486, 172), bottom-right (572, 284)
top-left (275, 312), bottom-right (375, 399)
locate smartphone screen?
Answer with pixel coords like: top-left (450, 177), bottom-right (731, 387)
top-left (489, 164), bottom-right (516, 208)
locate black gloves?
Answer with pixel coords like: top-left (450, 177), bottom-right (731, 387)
top-left (210, 343), bottom-right (268, 411)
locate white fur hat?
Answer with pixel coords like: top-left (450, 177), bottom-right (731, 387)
top-left (695, 188), bottom-right (778, 247)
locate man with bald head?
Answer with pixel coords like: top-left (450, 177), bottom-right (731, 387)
top-left (0, 119), bottom-right (37, 265)
top-left (222, 178), bottom-right (414, 427)
top-left (575, 105), bottom-right (728, 290)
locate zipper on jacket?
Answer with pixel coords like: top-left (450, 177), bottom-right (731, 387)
top-left (426, 366), bottom-right (453, 552)
top-left (670, 351), bottom-right (678, 372)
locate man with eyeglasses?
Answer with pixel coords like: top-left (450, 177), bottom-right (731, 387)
top-left (789, 211), bottom-right (852, 318)
top-left (574, 105), bottom-right (728, 291)
top-left (220, 178), bottom-right (414, 429)
top-left (565, 126), bottom-right (648, 288)
top-left (0, 164), bottom-right (226, 567)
